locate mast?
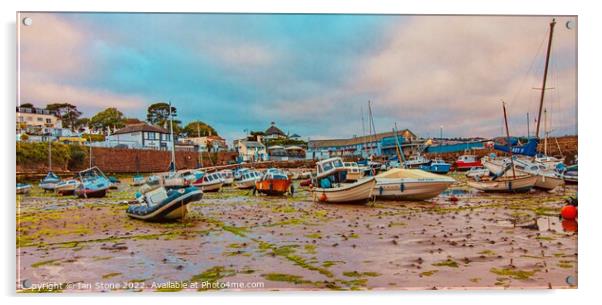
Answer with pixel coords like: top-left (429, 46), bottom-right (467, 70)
top-left (535, 18), bottom-right (556, 139)
top-left (502, 102), bottom-right (516, 178)
top-left (544, 108), bottom-right (548, 156)
top-left (393, 123), bottom-right (407, 168)
top-left (526, 112), bottom-right (530, 138)
top-left (197, 123), bottom-right (204, 168)
top-left (48, 136), bottom-right (52, 171)
top-left (361, 106), bottom-right (367, 159)
top-left (367, 100), bottom-right (377, 157)
top-left (169, 101), bottom-right (176, 173)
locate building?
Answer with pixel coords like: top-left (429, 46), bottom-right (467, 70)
top-left (179, 135), bottom-right (228, 152)
top-left (234, 139), bottom-right (267, 162)
top-left (268, 145), bottom-right (306, 161)
top-left (264, 122), bottom-right (287, 140)
top-left (106, 123), bottom-right (173, 150)
top-left (16, 106), bottom-right (62, 135)
top-left (307, 129), bottom-right (421, 160)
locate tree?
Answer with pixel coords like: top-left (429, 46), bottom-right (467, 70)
top-left (183, 121), bottom-right (218, 137)
top-left (20, 103), bottom-right (34, 108)
top-left (74, 118), bottom-right (90, 131)
top-left (89, 108), bottom-right (125, 134)
top-left (46, 103), bottom-right (82, 130)
top-left (146, 102), bottom-right (177, 127)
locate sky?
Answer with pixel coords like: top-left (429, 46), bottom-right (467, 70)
top-left (18, 13), bottom-right (577, 144)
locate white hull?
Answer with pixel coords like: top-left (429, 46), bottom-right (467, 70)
top-left (221, 177), bottom-right (234, 186)
top-left (193, 180), bottom-right (223, 192)
top-left (534, 175), bottom-right (564, 190)
top-left (374, 178), bottom-right (454, 200)
top-left (468, 175), bottom-right (537, 192)
top-left (236, 179), bottom-right (259, 189)
top-left (312, 177), bottom-right (376, 203)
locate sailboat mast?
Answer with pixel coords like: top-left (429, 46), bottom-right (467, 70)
top-left (544, 108), bottom-right (548, 156)
top-left (526, 113), bottom-right (530, 138)
top-left (361, 106), bottom-right (367, 158)
top-left (502, 102), bottom-right (516, 178)
top-left (535, 18), bottom-right (556, 139)
top-left (169, 101), bottom-right (176, 172)
top-left (48, 136), bottom-right (52, 171)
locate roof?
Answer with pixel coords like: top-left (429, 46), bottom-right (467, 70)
top-left (265, 122), bottom-right (286, 136)
top-left (113, 123), bottom-right (169, 135)
top-left (240, 140), bottom-right (265, 148)
top-left (309, 129), bottom-right (417, 148)
top-left (290, 133), bottom-right (301, 138)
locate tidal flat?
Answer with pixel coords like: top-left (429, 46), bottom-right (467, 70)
top-left (16, 173), bottom-right (577, 292)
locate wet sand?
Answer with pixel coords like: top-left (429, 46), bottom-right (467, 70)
top-left (16, 173), bottom-right (577, 292)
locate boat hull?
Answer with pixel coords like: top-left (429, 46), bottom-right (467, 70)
top-left (312, 177), bottom-right (376, 203)
top-left (420, 164), bottom-right (451, 174)
top-left (236, 179), bottom-right (258, 189)
top-left (467, 175), bottom-right (537, 193)
top-left (453, 161), bottom-right (482, 171)
top-left (16, 184), bottom-right (31, 194)
top-left (192, 180), bottom-right (223, 192)
top-left (534, 175), bottom-right (565, 190)
top-left (75, 188), bottom-right (108, 198)
top-left (374, 178), bottom-right (454, 200)
top-left (126, 189), bottom-right (203, 221)
top-left (255, 179), bottom-right (292, 196)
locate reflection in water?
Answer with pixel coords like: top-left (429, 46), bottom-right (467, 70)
top-left (562, 219), bottom-right (578, 232)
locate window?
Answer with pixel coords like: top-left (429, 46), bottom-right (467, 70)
top-left (46, 118), bottom-right (52, 124)
top-left (37, 117), bottom-right (43, 122)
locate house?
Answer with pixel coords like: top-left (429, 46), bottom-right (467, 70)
top-left (264, 122), bottom-right (287, 140)
top-left (106, 123), bottom-right (173, 150)
top-left (179, 135), bottom-right (228, 152)
top-left (234, 139), bottom-right (267, 162)
top-left (16, 106), bottom-right (62, 136)
top-left (307, 129), bottom-right (421, 160)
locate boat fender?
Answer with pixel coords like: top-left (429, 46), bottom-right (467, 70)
top-left (379, 186), bottom-right (384, 196)
top-left (400, 183), bottom-right (405, 193)
top-left (290, 184), bottom-right (295, 196)
top-left (319, 193), bottom-right (327, 202)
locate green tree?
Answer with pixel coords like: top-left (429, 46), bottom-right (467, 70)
top-left (146, 102), bottom-right (177, 126)
top-left (89, 108), bottom-right (125, 134)
top-left (46, 103), bottom-right (82, 130)
top-left (20, 103), bottom-right (34, 108)
top-left (183, 121), bottom-right (218, 137)
top-left (74, 117), bottom-right (90, 130)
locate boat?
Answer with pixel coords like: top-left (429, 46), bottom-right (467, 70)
top-left (559, 164), bottom-right (578, 184)
top-left (343, 162), bottom-right (364, 181)
top-left (311, 157), bottom-right (376, 203)
top-left (235, 170), bottom-right (262, 189)
top-left (39, 171), bottom-right (61, 192)
top-left (126, 185), bottom-right (203, 221)
top-left (108, 176), bottom-right (120, 189)
top-left (255, 169), bottom-right (293, 196)
top-left (39, 139), bottom-right (61, 191)
top-left (374, 168), bottom-right (455, 200)
top-left (467, 174), bottom-right (537, 193)
top-left (191, 171), bottom-right (224, 192)
top-left (466, 167), bottom-right (490, 178)
top-left (74, 167), bottom-right (111, 198)
top-left (218, 169), bottom-right (234, 186)
top-left (403, 154), bottom-right (430, 168)
top-left (234, 168), bottom-right (249, 181)
top-left (131, 174), bottom-right (145, 186)
top-left (54, 179), bottom-right (81, 196)
top-left (513, 157), bottom-right (564, 190)
top-left (16, 183), bottom-right (32, 194)
top-left (452, 155), bottom-right (482, 171)
top-left (419, 159), bottom-right (451, 174)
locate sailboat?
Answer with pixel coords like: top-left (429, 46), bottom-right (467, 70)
top-left (39, 138), bottom-right (61, 191)
top-left (468, 103), bottom-right (537, 193)
top-left (493, 18), bottom-right (557, 157)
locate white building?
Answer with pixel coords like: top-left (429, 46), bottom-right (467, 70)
top-left (106, 123), bottom-right (173, 150)
top-left (234, 139), bottom-right (267, 162)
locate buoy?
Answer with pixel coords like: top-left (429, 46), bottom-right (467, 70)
top-left (561, 219), bottom-right (577, 232)
top-left (560, 205), bottom-right (577, 220)
top-left (319, 193), bottom-right (328, 202)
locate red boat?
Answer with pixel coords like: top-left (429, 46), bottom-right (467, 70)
top-left (452, 155), bottom-right (482, 171)
top-left (255, 170), bottom-right (292, 196)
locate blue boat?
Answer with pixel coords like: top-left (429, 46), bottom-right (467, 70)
top-left (126, 186), bottom-right (203, 221)
top-left (16, 183), bottom-right (32, 194)
top-left (74, 167), bottom-right (111, 198)
top-left (39, 171), bottom-right (61, 192)
top-left (419, 159), bottom-right (451, 174)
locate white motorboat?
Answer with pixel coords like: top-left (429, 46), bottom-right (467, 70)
top-left (235, 170), bottom-right (262, 189)
top-left (374, 168), bottom-right (455, 200)
top-left (513, 158), bottom-right (564, 190)
top-left (403, 154), bottom-right (430, 168)
top-left (191, 171), bottom-right (224, 192)
top-left (467, 174), bottom-right (537, 193)
top-left (218, 169), bottom-right (234, 186)
top-left (311, 157), bottom-right (375, 203)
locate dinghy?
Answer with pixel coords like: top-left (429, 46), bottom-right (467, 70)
top-left (74, 167), bottom-right (111, 198)
top-left (467, 174), bottom-right (537, 193)
top-left (235, 170), bottom-right (262, 189)
top-left (513, 158), bottom-right (564, 190)
top-left (16, 183), bottom-right (32, 194)
top-left (374, 168), bottom-right (455, 200)
top-left (311, 157), bottom-right (376, 203)
top-left (255, 169), bottom-right (293, 196)
top-left (126, 185), bottom-right (203, 221)
top-left (54, 179), bottom-right (81, 196)
top-left (39, 171), bottom-right (61, 192)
